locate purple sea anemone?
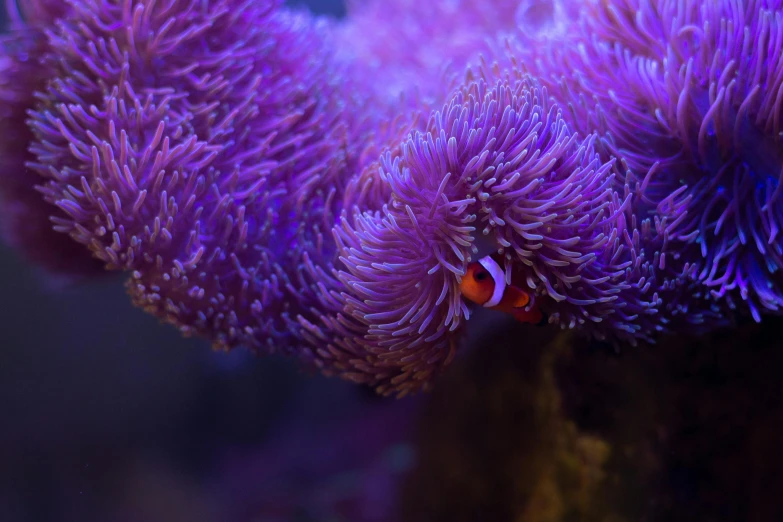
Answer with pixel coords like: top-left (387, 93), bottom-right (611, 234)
top-left (2, 0), bottom-right (385, 366)
top-left (627, 0), bottom-right (783, 321)
top-left (302, 64), bottom-right (696, 395)
top-left (504, 0), bottom-right (783, 322)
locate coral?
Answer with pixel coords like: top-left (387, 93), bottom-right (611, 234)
top-left (398, 316), bottom-right (783, 522)
top-left (556, 317), bottom-right (783, 521)
top-left (399, 327), bottom-right (613, 522)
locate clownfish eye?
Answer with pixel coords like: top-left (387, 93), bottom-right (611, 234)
top-left (474, 269), bottom-right (489, 282)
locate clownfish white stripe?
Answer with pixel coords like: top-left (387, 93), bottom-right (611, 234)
top-left (478, 255), bottom-right (506, 308)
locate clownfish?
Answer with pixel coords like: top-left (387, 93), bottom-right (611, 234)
top-left (460, 255), bottom-right (546, 325)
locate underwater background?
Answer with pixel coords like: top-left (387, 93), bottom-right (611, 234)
top-left (2, 1), bottom-right (783, 521)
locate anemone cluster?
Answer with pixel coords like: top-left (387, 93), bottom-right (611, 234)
top-left (1, 0), bottom-right (781, 395)
top-left (510, 0), bottom-right (783, 322)
top-left (2, 0), bottom-right (385, 366)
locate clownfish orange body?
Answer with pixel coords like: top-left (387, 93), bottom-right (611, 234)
top-left (460, 255), bottom-right (545, 325)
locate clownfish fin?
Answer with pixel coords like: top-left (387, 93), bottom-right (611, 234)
top-left (511, 306), bottom-right (544, 325)
top-left (502, 285), bottom-right (531, 309)
top-left (503, 287), bottom-right (546, 326)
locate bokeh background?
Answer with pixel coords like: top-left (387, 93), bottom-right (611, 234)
top-left (3, 2), bottom-right (783, 522)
